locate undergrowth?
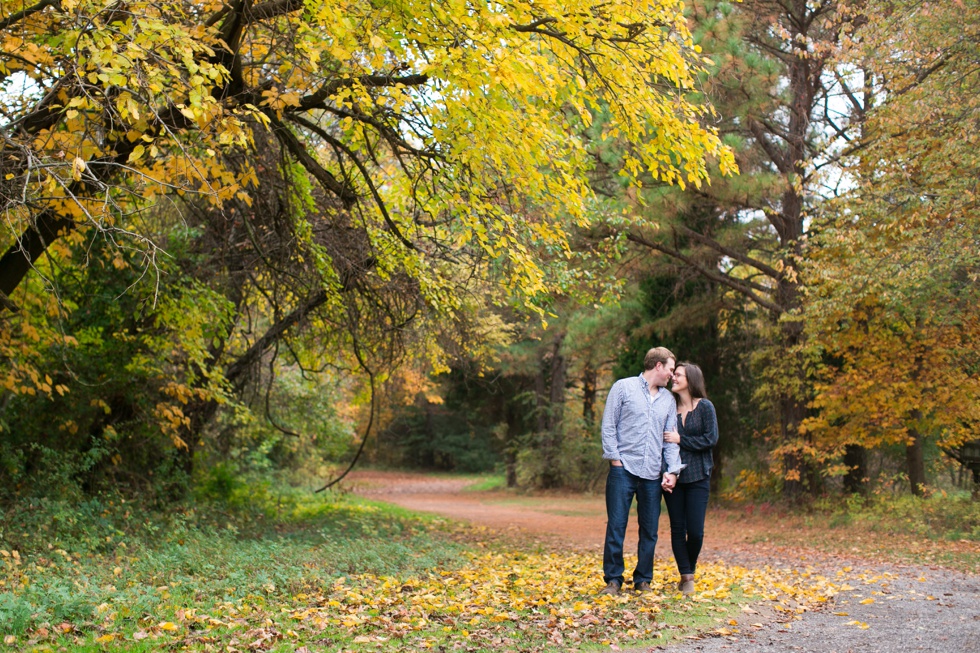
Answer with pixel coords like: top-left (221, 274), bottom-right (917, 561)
top-left (0, 478), bottom-right (464, 646)
top-left (810, 490), bottom-right (980, 541)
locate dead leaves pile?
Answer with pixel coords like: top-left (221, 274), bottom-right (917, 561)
top-left (2, 547), bottom-right (853, 651)
top-left (222, 550), bottom-right (840, 651)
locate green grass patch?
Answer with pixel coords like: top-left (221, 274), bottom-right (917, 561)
top-left (461, 474), bottom-right (507, 492)
top-left (0, 479), bottom-right (466, 650)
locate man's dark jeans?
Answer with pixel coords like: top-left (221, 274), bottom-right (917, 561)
top-left (663, 477), bottom-right (710, 575)
top-left (603, 465), bottom-right (663, 587)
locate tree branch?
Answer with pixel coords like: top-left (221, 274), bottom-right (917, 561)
top-left (748, 118), bottom-right (790, 173)
top-left (626, 231), bottom-right (785, 314)
top-left (0, 0), bottom-right (60, 31)
top-left (224, 289), bottom-right (329, 389)
top-left (296, 73), bottom-right (429, 112)
top-left (676, 225), bottom-right (785, 281)
top-left (287, 113), bottom-right (416, 251)
top-left (268, 114), bottom-right (357, 207)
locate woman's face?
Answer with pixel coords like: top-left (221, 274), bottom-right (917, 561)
top-left (672, 367), bottom-right (688, 392)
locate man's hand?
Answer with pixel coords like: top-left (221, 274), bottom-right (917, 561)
top-left (610, 460), bottom-right (623, 467)
top-left (664, 430), bottom-right (680, 444)
top-left (662, 472), bottom-right (677, 493)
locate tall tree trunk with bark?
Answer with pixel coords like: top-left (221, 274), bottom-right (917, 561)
top-left (538, 331), bottom-right (567, 489)
top-left (582, 363), bottom-right (597, 426)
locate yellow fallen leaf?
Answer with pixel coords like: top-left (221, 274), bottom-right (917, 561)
top-left (158, 621), bottom-right (178, 631)
top-left (728, 619), bottom-right (738, 626)
top-left (859, 598), bottom-right (875, 605)
top-left (833, 612), bottom-right (849, 616)
top-left (95, 634), bottom-right (115, 643)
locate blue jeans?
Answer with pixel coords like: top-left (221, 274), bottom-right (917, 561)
top-left (663, 477), bottom-right (710, 575)
top-left (603, 465), bottom-right (663, 587)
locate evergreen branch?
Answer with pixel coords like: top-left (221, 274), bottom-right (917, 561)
top-left (676, 225), bottom-right (785, 281)
top-left (626, 232), bottom-right (785, 314)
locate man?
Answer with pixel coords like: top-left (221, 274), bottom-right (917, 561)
top-left (598, 346), bottom-right (682, 595)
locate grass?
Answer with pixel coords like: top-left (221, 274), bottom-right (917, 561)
top-left (462, 474), bottom-right (507, 492)
top-left (0, 475), bottom-right (839, 653)
top-left (0, 482), bottom-right (467, 650)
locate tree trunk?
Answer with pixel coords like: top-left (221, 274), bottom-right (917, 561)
top-left (538, 331), bottom-right (567, 489)
top-left (0, 212), bottom-right (74, 305)
top-left (582, 363), bottom-right (597, 426)
top-left (843, 444), bottom-right (867, 494)
top-left (906, 411), bottom-right (926, 496)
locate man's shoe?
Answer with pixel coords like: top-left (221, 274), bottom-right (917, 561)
top-left (635, 581), bottom-right (652, 593)
top-left (679, 574), bottom-right (695, 595)
top-left (598, 580), bottom-right (621, 596)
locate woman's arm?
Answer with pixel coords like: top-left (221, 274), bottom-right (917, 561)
top-left (679, 400), bottom-right (719, 452)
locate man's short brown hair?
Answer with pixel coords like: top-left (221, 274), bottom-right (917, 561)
top-left (643, 346), bottom-right (676, 371)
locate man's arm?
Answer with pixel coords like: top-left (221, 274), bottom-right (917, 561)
top-left (662, 400), bottom-right (683, 475)
top-left (601, 381), bottom-right (623, 461)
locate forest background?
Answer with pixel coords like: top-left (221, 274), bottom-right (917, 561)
top-left (2, 0), bottom-right (980, 549)
top-left (2, 0), bottom-right (980, 650)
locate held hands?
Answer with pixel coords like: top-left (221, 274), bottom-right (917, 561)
top-left (663, 430), bottom-right (680, 444)
top-left (661, 472), bottom-right (677, 493)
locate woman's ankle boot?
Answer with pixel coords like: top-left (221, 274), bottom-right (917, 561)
top-left (680, 574), bottom-right (695, 595)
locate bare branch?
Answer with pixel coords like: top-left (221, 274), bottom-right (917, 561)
top-left (748, 118), bottom-right (790, 174)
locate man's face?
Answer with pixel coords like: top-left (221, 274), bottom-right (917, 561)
top-left (653, 358), bottom-right (676, 388)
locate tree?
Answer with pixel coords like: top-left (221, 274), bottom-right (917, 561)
top-left (610, 0), bottom-right (863, 497)
top-left (1, 0), bottom-right (734, 313)
top-left (803, 0), bottom-right (980, 495)
top-left (2, 0), bottom-right (737, 490)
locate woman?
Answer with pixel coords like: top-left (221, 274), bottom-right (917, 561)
top-left (663, 362), bottom-right (718, 595)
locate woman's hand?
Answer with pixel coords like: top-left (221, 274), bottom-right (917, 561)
top-left (664, 430), bottom-right (680, 444)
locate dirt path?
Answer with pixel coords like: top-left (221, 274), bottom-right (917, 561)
top-left (347, 470), bottom-right (980, 653)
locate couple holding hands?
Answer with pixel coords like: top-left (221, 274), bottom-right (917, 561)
top-left (599, 347), bottom-right (719, 596)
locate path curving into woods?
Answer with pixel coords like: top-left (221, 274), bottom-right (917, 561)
top-left (346, 470), bottom-right (980, 653)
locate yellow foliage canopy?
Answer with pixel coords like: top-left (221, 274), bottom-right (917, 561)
top-left (0, 0), bottom-right (735, 313)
